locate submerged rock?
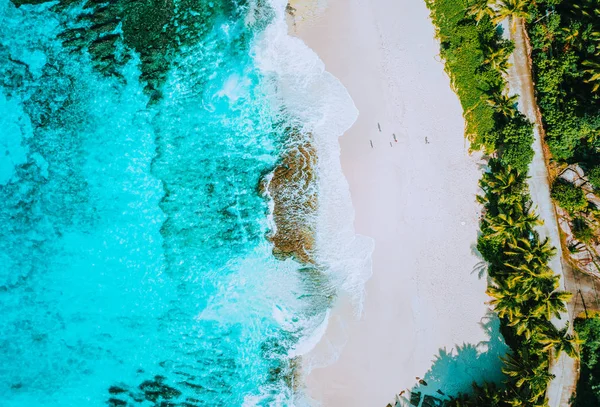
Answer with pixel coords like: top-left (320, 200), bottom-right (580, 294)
top-left (108, 385), bottom-right (127, 395)
top-left (264, 129), bottom-right (317, 264)
top-left (9, 0), bottom-right (228, 101)
top-left (139, 376), bottom-right (182, 402)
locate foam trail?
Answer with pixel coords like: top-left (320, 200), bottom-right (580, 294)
top-left (253, 0), bottom-right (374, 315)
top-left (246, 3), bottom-right (376, 405)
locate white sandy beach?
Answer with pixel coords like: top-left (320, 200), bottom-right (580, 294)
top-left (290, 0), bottom-right (509, 405)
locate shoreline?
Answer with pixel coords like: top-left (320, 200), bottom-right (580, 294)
top-left (290, 0), bottom-right (508, 405)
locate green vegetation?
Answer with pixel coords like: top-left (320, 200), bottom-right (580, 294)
top-left (528, 1), bottom-right (600, 165)
top-left (426, 0), bottom-right (497, 150)
top-left (425, 0), bottom-right (576, 406)
top-left (526, 0), bottom-right (600, 262)
top-left (425, 0), bottom-right (534, 170)
top-left (573, 317), bottom-right (600, 406)
top-left (500, 115), bottom-right (534, 173)
top-left (526, 3), bottom-right (600, 402)
top-left (457, 162), bottom-right (576, 406)
top-left (572, 216), bottom-right (595, 245)
top-left (492, 0), bottom-right (531, 25)
top-left (551, 179), bottom-right (589, 215)
top-left (587, 166), bottom-right (600, 190)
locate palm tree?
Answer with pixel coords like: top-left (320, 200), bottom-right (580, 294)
top-left (562, 26), bottom-right (581, 48)
top-left (582, 59), bottom-right (600, 92)
top-left (481, 74), bottom-right (506, 96)
top-left (506, 392), bottom-right (549, 407)
top-left (502, 349), bottom-right (554, 396)
top-left (446, 395), bottom-right (474, 407)
top-left (532, 290), bottom-right (571, 321)
top-left (482, 164), bottom-right (523, 194)
top-left (486, 91), bottom-right (519, 118)
top-left (508, 314), bottom-right (539, 339)
top-left (571, 1), bottom-right (600, 20)
top-left (590, 32), bottom-right (600, 57)
top-left (484, 45), bottom-right (512, 74)
top-left (479, 164), bottom-right (525, 207)
top-left (505, 237), bottom-right (556, 269)
top-left (491, 0), bottom-right (531, 26)
top-left (504, 270), bottom-right (551, 302)
top-left (446, 382), bottom-right (507, 407)
top-left (467, 0), bottom-right (495, 23)
top-left (503, 238), bottom-right (557, 290)
top-left (505, 379), bottom-right (551, 406)
top-left (471, 381), bottom-right (505, 406)
top-left (539, 326), bottom-right (583, 359)
top-left (487, 282), bottom-right (525, 322)
top-left (486, 208), bottom-right (541, 241)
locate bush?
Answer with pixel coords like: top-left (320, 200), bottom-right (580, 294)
top-left (476, 233), bottom-right (504, 265)
top-left (574, 317), bottom-right (600, 407)
top-left (497, 115), bottom-right (535, 173)
top-left (529, 2), bottom-right (600, 164)
top-left (551, 179), bottom-right (588, 214)
top-left (500, 140), bottom-right (534, 174)
top-left (587, 166), bottom-right (600, 190)
top-left (425, 0), bottom-right (506, 151)
top-left (573, 216), bottom-right (595, 244)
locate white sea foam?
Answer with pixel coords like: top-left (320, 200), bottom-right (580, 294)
top-left (284, 309), bottom-right (329, 359)
top-left (235, 2), bottom-right (375, 405)
top-left (250, 0), bottom-right (374, 346)
top-left (262, 171), bottom-right (278, 236)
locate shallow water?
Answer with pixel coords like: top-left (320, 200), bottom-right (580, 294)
top-left (2, 1), bottom-right (302, 405)
top-left (0, 0), bottom-right (373, 404)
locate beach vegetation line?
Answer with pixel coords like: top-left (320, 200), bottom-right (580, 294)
top-left (425, 0), bottom-right (577, 405)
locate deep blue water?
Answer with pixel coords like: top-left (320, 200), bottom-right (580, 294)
top-left (0, 0), bottom-right (323, 404)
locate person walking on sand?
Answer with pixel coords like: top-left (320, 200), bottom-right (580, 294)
top-left (377, 122), bottom-right (381, 132)
top-left (425, 136), bottom-right (429, 144)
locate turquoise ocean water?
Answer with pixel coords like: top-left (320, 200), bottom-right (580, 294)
top-left (0, 0), bottom-right (376, 404)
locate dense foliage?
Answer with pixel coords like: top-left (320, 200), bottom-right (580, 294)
top-left (551, 179), bottom-right (589, 215)
top-left (529, 1), bottom-right (600, 166)
top-left (527, 2), bottom-right (600, 405)
top-left (426, 0), bottom-right (497, 149)
top-left (573, 316), bottom-right (600, 406)
top-left (528, 0), bottom-right (600, 262)
top-left (425, 0), bottom-right (577, 406)
top-left (454, 161), bottom-right (575, 407)
top-left (588, 166), bottom-right (600, 190)
top-left (425, 0), bottom-right (533, 174)
top-left (572, 216), bottom-right (595, 245)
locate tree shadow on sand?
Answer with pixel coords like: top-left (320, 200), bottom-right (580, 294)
top-left (388, 311), bottom-right (509, 407)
